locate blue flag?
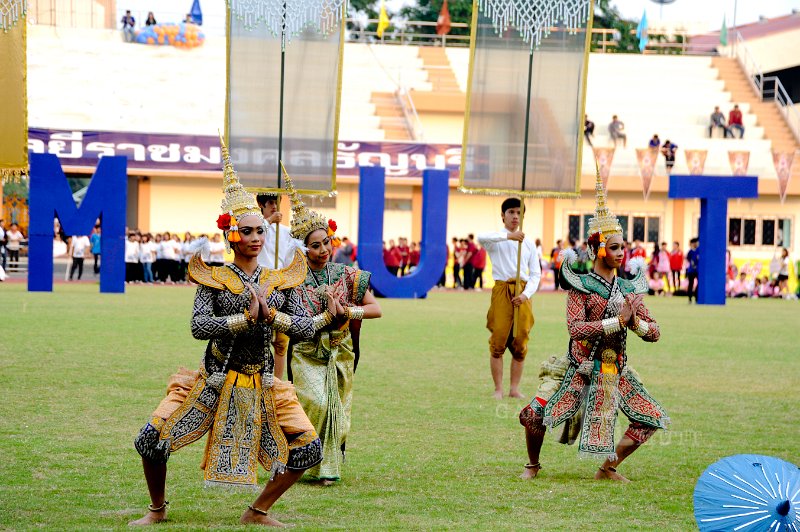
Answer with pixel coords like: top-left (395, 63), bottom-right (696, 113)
top-left (636, 10), bottom-right (648, 52)
top-left (190, 0), bottom-right (203, 25)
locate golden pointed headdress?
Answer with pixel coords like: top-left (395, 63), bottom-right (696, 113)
top-left (281, 163), bottom-right (329, 242)
top-left (587, 160), bottom-right (623, 239)
top-left (217, 134), bottom-right (262, 244)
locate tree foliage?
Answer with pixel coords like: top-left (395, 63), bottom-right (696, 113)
top-left (591, 0), bottom-right (640, 53)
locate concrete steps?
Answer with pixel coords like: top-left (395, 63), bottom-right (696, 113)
top-left (370, 92), bottom-right (412, 141)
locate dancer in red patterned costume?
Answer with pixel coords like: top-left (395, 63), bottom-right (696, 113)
top-left (518, 169), bottom-right (669, 482)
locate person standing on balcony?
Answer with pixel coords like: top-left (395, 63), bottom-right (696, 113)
top-left (121, 10), bottom-right (136, 43)
top-left (584, 115), bottom-right (595, 147)
top-left (728, 104), bottom-right (745, 138)
top-left (661, 139), bottom-right (678, 174)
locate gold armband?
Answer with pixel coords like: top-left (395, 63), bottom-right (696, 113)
top-left (312, 310), bottom-right (334, 331)
top-left (602, 317), bottom-right (622, 335)
top-left (227, 313), bottom-right (249, 334)
top-left (271, 311), bottom-right (292, 333)
top-left (345, 306), bottom-right (365, 320)
top-left (634, 317), bottom-right (650, 337)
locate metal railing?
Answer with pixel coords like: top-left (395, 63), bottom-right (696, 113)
top-left (732, 31), bottom-right (800, 145)
top-left (346, 18), bottom-right (470, 47)
top-left (395, 85), bottom-right (424, 141)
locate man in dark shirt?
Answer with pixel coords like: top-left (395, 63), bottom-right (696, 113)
top-left (584, 115), bottom-right (595, 147)
top-left (686, 238), bottom-right (700, 303)
top-left (661, 140), bottom-right (678, 175)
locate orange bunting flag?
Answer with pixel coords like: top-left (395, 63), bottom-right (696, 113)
top-left (772, 150), bottom-right (795, 204)
top-left (436, 0), bottom-right (452, 36)
top-left (684, 149), bottom-right (708, 176)
top-left (728, 150), bottom-right (750, 176)
top-left (635, 148), bottom-right (659, 200)
top-left (593, 147), bottom-right (615, 190)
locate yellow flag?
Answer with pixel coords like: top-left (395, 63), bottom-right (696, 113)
top-left (0, 18), bottom-right (28, 181)
top-left (377, 0), bottom-right (390, 39)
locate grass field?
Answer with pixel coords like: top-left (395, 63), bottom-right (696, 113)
top-left (0, 282), bottom-right (798, 530)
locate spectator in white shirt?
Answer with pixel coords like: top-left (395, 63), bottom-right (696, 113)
top-left (139, 234), bottom-right (156, 283)
top-left (207, 234), bottom-right (226, 266)
top-left (478, 198), bottom-right (542, 400)
top-left (68, 234), bottom-right (91, 280)
top-left (6, 223), bottom-right (24, 269)
top-left (125, 233), bottom-right (142, 283)
top-left (158, 232), bottom-right (178, 283)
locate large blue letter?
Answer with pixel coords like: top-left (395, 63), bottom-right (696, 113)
top-left (669, 175), bottom-right (758, 305)
top-left (28, 154), bottom-right (127, 293)
top-left (357, 167), bottom-right (448, 298)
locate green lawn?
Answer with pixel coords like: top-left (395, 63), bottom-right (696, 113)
top-left (0, 283), bottom-right (797, 530)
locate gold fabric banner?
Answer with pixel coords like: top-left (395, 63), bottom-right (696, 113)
top-left (772, 150), bottom-right (795, 204)
top-left (727, 150), bottom-right (750, 176)
top-left (592, 147), bottom-right (615, 190)
top-left (226, 1), bottom-right (345, 195)
top-left (459, 0), bottom-right (593, 198)
top-left (0, 19), bottom-right (27, 181)
top-left (635, 148), bottom-right (658, 201)
top-left (684, 149), bottom-right (707, 175)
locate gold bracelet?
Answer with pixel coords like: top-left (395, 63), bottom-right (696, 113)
top-left (272, 311), bottom-right (292, 333)
top-left (264, 307), bottom-right (277, 324)
top-left (244, 308), bottom-right (257, 326)
top-left (618, 315), bottom-right (626, 330)
top-left (227, 314), bottom-right (249, 334)
top-left (346, 306), bottom-right (365, 320)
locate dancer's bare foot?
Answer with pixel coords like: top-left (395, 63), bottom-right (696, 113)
top-left (240, 507), bottom-right (288, 527)
top-left (493, 390), bottom-right (504, 400)
top-left (128, 506), bottom-right (167, 526)
top-left (519, 463), bottom-right (541, 480)
top-left (594, 466), bottom-right (630, 483)
top-left (508, 390), bottom-right (526, 399)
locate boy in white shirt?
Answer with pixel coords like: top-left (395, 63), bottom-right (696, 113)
top-left (478, 198), bottom-right (542, 400)
top-left (69, 234), bottom-right (91, 280)
top-left (256, 193), bottom-right (298, 380)
top-left (125, 233), bottom-right (141, 283)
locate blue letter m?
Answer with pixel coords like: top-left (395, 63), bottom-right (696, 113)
top-left (28, 154), bottom-right (127, 293)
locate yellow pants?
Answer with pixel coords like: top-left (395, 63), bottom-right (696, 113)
top-left (486, 280), bottom-right (534, 360)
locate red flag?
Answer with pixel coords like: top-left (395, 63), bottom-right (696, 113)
top-left (436, 0), bottom-right (451, 36)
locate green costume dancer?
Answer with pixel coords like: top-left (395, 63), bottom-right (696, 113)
top-left (283, 173), bottom-right (382, 485)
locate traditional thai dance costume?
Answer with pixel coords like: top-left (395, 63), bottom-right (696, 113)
top-left (133, 141), bottom-right (335, 488)
top-left (283, 177), bottom-right (372, 482)
top-left (519, 175), bottom-right (669, 460)
top-left (477, 229), bottom-right (541, 361)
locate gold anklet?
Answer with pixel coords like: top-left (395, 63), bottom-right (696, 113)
top-left (248, 505), bottom-right (269, 516)
top-left (148, 500), bottom-right (169, 512)
top-left (524, 463), bottom-right (541, 469)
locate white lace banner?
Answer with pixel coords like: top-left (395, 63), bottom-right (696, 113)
top-left (1, 0), bottom-right (27, 32)
top-left (478, 0), bottom-right (591, 48)
top-left (227, 0), bottom-right (345, 41)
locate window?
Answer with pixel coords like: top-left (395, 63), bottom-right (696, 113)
top-left (632, 217), bottom-right (645, 242)
top-left (568, 214), bottom-right (580, 241)
top-left (647, 217), bottom-right (660, 244)
top-left (384, 198), bottom-right (411, 211)
top-left (729, 218), bottom-right (742, 246)
top-left (727, 216), bottom-right (793, 248)
top-left (778, 219), bottom-right (792, 247)
top-left (567, 212), bottom-right (660, 244)
top-left (743, 219), bottom-right (756, 245)
top-left (762, 219), bottom-right (775, 246)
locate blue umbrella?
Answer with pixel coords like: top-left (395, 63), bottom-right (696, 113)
top-left (694, 454), bottom-right (800, 531)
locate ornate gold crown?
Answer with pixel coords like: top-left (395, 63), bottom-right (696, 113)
top-left (282, 163), bottom-right (329, 242)
top-left (219, 134), bottom-right (262, 224)
top-left (587, 160), bottom-right (623, 238)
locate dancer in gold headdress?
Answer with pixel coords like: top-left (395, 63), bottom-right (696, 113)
top-left (517, 168), bottom-right (669, 482)
top-left (282, 169), bottom-right (382, 486)
top-left (129, 138), bottom-right (340, 527)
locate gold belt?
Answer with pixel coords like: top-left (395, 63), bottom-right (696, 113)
top-left (211, 342), bottom-right (264, 375)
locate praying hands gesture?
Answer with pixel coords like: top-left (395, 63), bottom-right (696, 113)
top-left (247, 283), bottom-right (276, 324)
top-left (325, 286), bottom-right (347, 322)
top-left (619, 294), bottom-right (641, 327)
